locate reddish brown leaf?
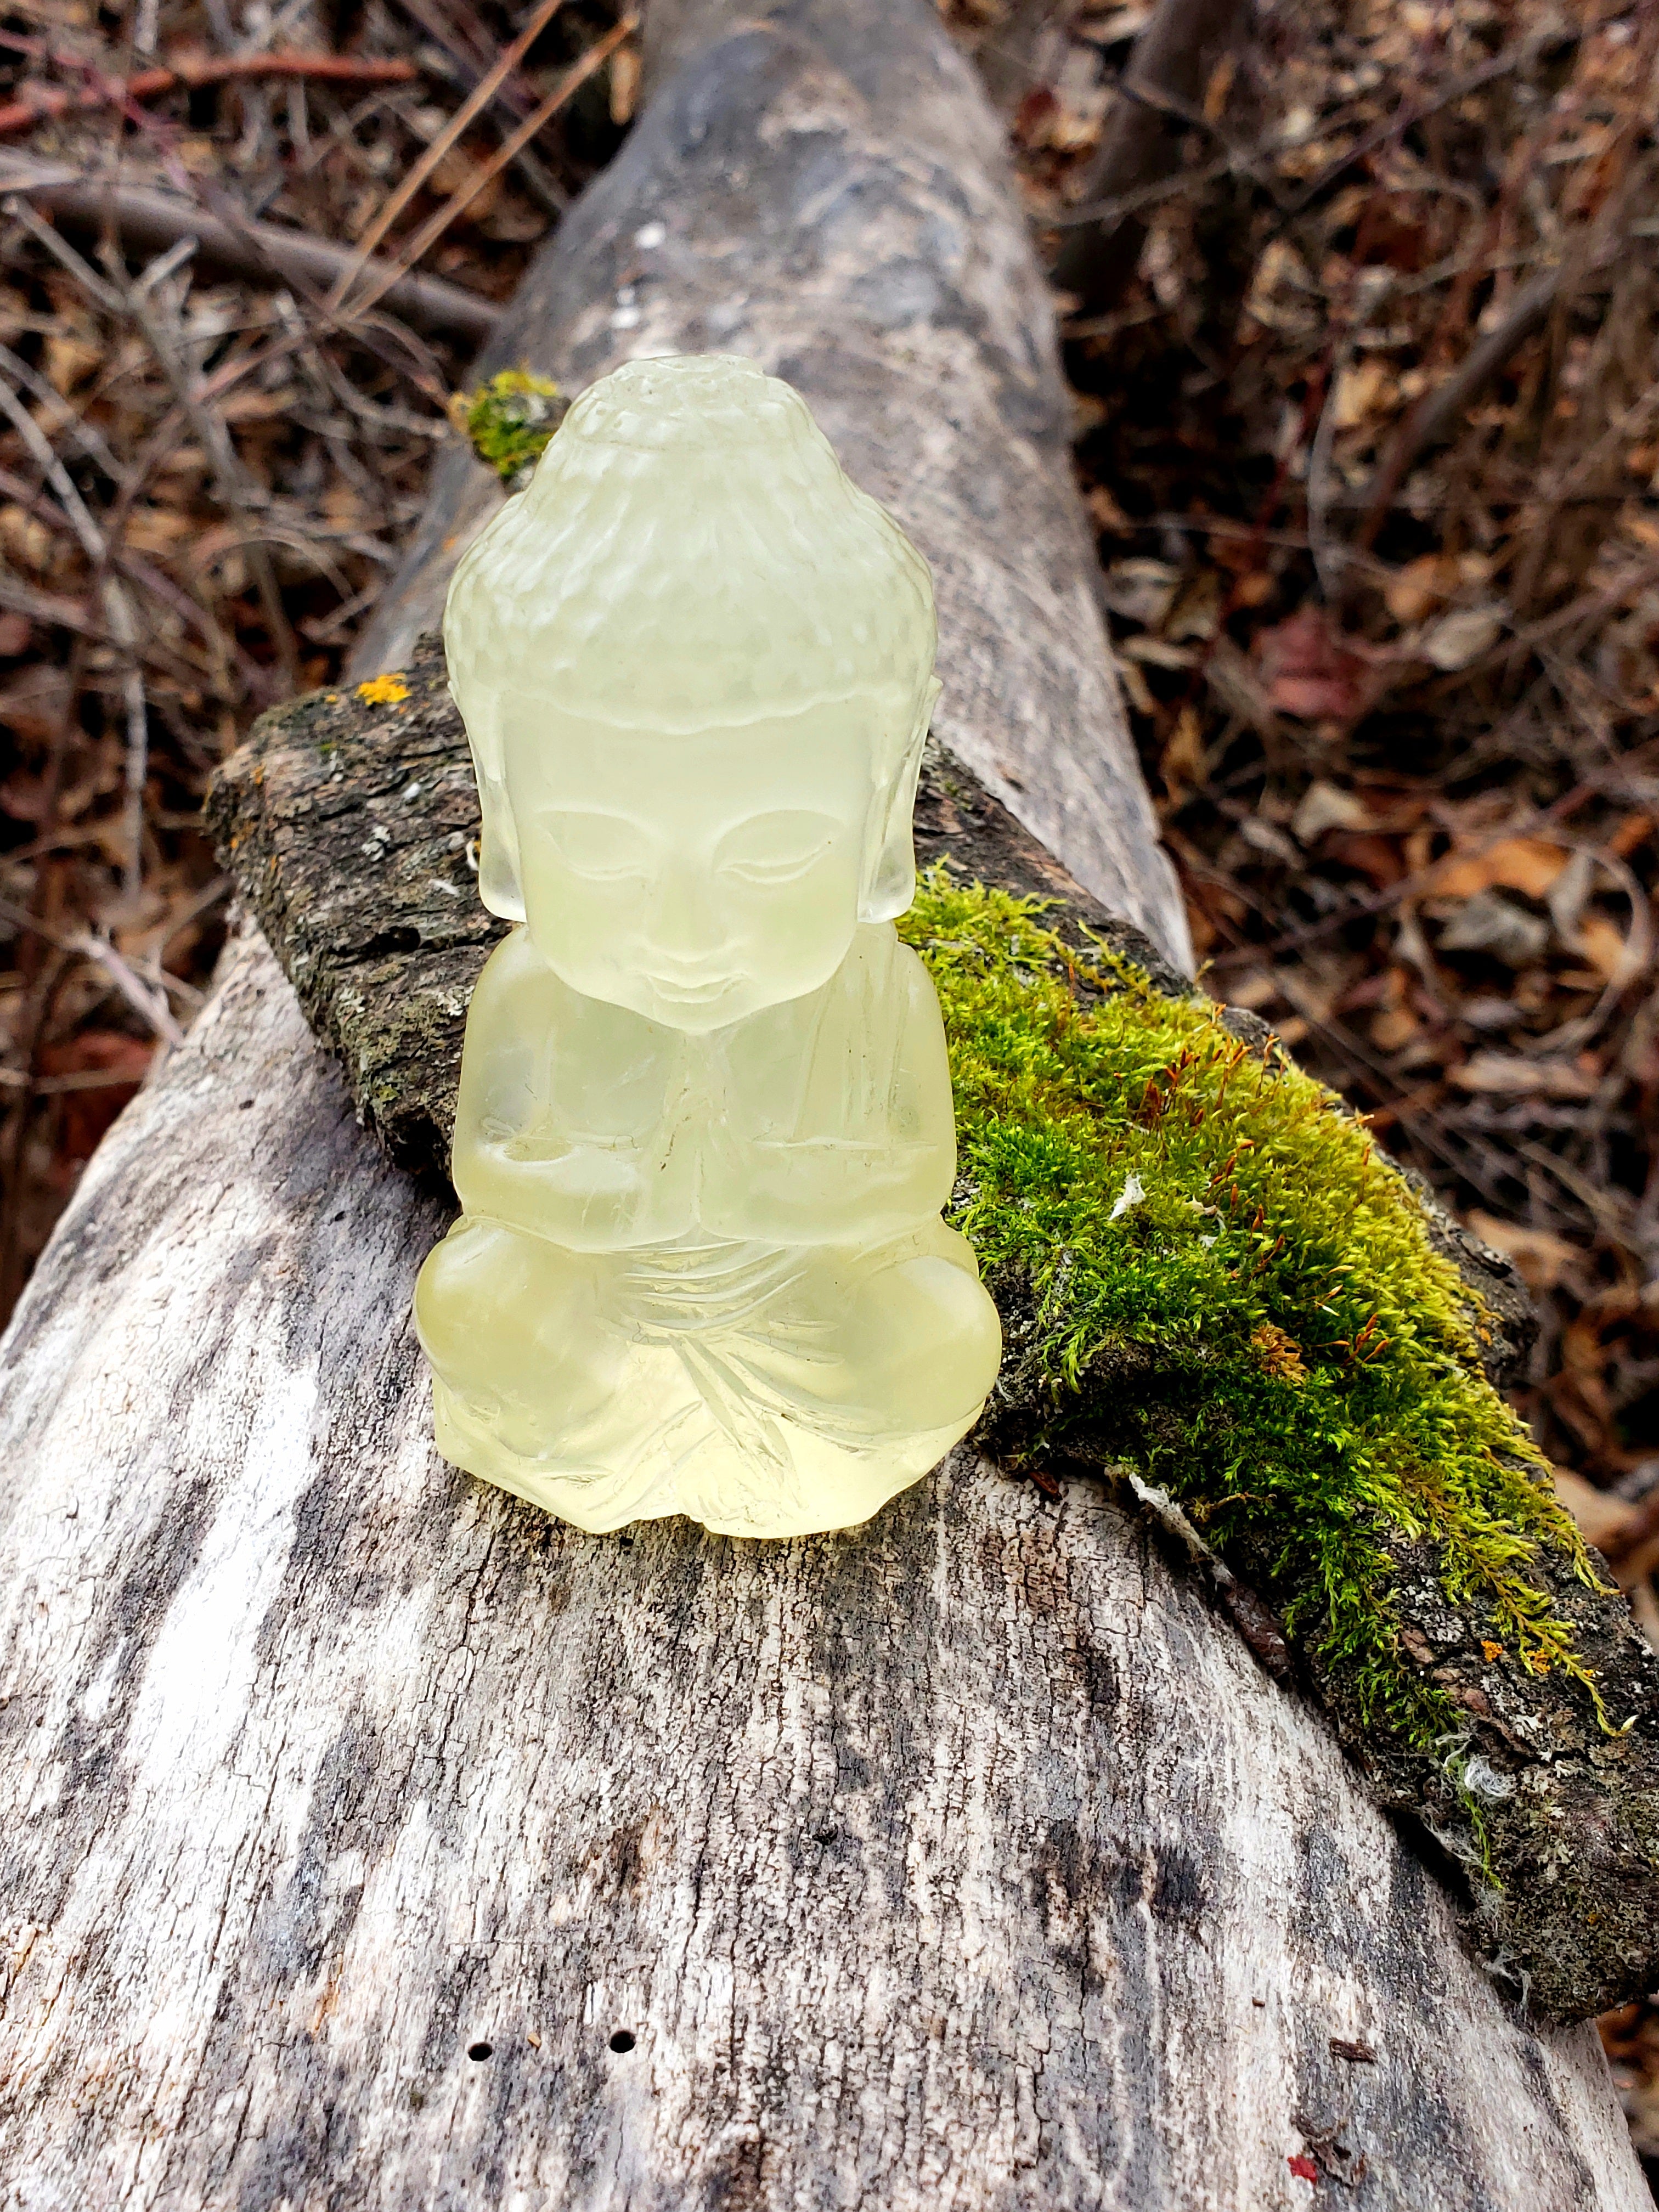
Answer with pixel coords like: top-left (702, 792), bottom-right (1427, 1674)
top-left (1253, 606), bottom-right (1374, 723)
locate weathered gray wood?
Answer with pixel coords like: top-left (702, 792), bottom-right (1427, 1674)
top-left (0, 2), bottom-right (1647, 2204)
top-left (354, 0), bottom-right (1193, 974)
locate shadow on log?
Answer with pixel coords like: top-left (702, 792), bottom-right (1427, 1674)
top-left (0, 3), bottom-right (1650, 2205)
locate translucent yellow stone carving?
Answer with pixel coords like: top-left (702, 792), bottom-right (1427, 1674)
top-left (415, 354), bottom-right (1002, 1537)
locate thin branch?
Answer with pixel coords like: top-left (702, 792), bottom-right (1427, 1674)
top-left (339, 16), bottom-right (635, 326)
top-left (330, 0), bottom-right (568, 299)
top-left (1281, 33), bottom-right (1572, 219)
top-left (1049, 0), bottom-right (1255, 314)
top-left (0, 375), bottom-right (150, 897)
top-left (0, 49), bottom-right (420, 138)
top-left (115, 246), bottom-right (304, 691)
top-left (1347, 263), bottom-right (1564, 543)
top-left (385, 0), bottom-right (567, 215)
top-left (0, 152), bottom-right (501, 341)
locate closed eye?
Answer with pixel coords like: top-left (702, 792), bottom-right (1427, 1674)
top-left (537, 809), bottom-right (657, 882)
top-left (723, 849), bottom-right (831, 885)
top-left (716, 810), bottom-right (840, 885)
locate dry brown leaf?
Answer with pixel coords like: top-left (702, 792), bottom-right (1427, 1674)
top-left (1293, 780), bottom-right (1374, 842)
top-left (1161, 704), bottom-right (1204, 805)
top-left (1575, 913), bottom-right (1638, 986)
top-left (42, 332), bottom-right (100, 396)
top-left (0, 666), bottom-right (70, 747)
top-left (1085, 483), bottom-right (1132, 532)
top-left (1330, 358), bottom-right (1393, 431)
top-left (1430, 837), bottom-right (1568, 901)
top-left (36, 1030), bottom-right (155, 1186)
top-left (1385, 552), bottom-right (1455, 626)
top-left (1437, 890), bottom-right (1550, 968)
top-left (0, 505), bottom-right (55, 577)
top-left (1551, 1464), bottom-right (1640, 1553)
top-left (1451, 1054), bottom-right (1598, 1099)
top-left (1254, 605), bottom-right (1376, 723)
top-left (608, 43), bottom-right (641, 126)
top-left (1419, 604), bottom-right (1507, 672)
top-left (1103, 558), bottom-right (1180, 626)
top-left (123, 507), bottom-right (198, 556)
top-left (1372, 1001), bottom-right (1421, 1051)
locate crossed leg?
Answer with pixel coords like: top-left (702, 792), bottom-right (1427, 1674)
top-left (414, 1214), bottom-right (1001, 1537)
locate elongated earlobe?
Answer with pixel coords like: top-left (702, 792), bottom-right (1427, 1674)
top-left (860, 678), bottom-right (939, 923)
top-left (453, 682), bottom-right (526, 922)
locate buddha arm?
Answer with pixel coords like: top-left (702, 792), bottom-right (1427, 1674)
top-left (710, 932), bottom-right (958, 1245)
top-left (449, 931), bottom-right (692, 1250)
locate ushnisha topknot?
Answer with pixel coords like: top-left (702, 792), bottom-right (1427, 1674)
top-left (443, 353), bottom-right (938, 735)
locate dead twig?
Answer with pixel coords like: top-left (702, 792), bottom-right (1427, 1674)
top-left (0, 376), bottom-right (149, 898)
top-left (338, 15), bottom-right (635, 326)
top-left (0, 153), bottom-right (501, 341)
top-left (385, 0), bottom-right (567, 215)
top-left (0, 50), bottom-right (421, 139)
top-left (1049, 0), bottom-right (1255, 314)
top-left (330, 0), bottom-right (568, 302)
top-left (1347, 263), bottom-right (1564, 547)
top-left (0, 899), bottom-right (184, 1048)
top-left (114, 243), bottom-right (303, 693)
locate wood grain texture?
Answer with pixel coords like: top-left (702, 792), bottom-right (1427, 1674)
top-left (0, 931), bottom-right (1646, 2210)
top-left (0, 1), bottom-right (1647, 2200)
top-left (355, 0), bottom-right (1194, 973)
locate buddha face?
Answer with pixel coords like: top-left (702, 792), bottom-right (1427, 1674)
top-left (500, 695), bottom-right (900, 1033)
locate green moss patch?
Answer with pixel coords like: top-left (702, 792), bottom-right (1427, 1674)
top-left (452, 369), bottom-right (567, 484)
top-left (901, 870), bottom-right (1604, 1758)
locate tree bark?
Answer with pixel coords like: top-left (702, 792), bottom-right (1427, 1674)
top-left (0, 3), bottom-right (1647, 2205)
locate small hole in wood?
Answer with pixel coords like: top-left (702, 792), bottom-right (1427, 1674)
top-left (467, 2041), bottom-right (493, 2061)
top-left (362, 924), bottom-right (422, 957)
top-left (608, 2030), bottom-right (636, 2054)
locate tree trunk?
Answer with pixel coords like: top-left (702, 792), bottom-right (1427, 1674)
top-left (0, 3), bottom-right (1646, 2205)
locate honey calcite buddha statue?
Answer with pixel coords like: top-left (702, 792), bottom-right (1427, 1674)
top-left (415, 353), bottom-right (1002, 1538)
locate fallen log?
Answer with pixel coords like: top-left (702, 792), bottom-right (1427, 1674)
top-left (0, 3), bottom-right (1649, 2205)
top-left (210, 622), bottom-right (1659, 2032)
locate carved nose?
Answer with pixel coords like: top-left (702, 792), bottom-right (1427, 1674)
top-left (650, 864), bottom-right (724, 961)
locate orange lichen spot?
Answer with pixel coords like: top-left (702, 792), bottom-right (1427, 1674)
top-left (356, 673), bottom-right (410, 706)
top-left (1482, 1640), bottom-right (1504, 1663)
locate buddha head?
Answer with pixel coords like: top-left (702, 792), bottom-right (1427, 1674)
top-left (443, 353), bottom-right (939, 1033)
